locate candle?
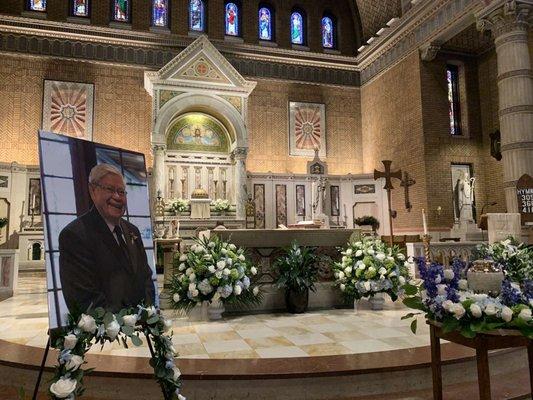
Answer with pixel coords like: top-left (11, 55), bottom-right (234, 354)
top-left (31, 194), bottom-right (36, 210)
top-left (422, 208), bottom-right (428, 235)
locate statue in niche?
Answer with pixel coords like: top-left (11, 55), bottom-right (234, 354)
top-left (453, 170), bottom-right (475, 222)
top-left (312, 177), bottom-right (327, 217)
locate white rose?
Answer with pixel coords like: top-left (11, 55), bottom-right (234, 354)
top-left (378, 267), bottom-right (387, 276)
top-left (50, 377), bottom-right (77, 398)
top-left (122, 314), bottom-right (138, 327)
top-left (345, 249), bottom-right (353, 256)
top-left (173, 366), bottom-right (181, 380)
top-left (397, 253), bottom-right (405, 261)
top-left (106, 319), bottom-right (120, 340)
top-left (188, 283), bottom-right (197, 291)
top-left (399, 276), bottom-right (406, 285)
top-left (238, 254), bottom-right (245, 261)
top-left (344, 266), bottom-right (353, 275)
top-left (437, 284), bottom-right (447, 296)
top-left (518, 308), bottom-right (532, 322)
top-left (208, 265), bottom-right (216, 273)
top-left (185, 267), bottom-right (193, 276)
top-left (178, 263), bottom-right (186, 271)
top-left (366, 249), bottom-right (375, 255)
top-left (208, 241), bottom-right (216, 248)
top-left (217, 261), bottom-right (226, 270)
top-left (189, 273), bottom-right (196, 282)
top-left (163, 318), bottom-right (173, 333)
top-left (363, 281), bottom-right (371, 292)
top-left (65, 354), bottom-right (84, 371)
top-left (234, 285), bottom-right (242, 295)
top-left (443, 269), bottom-right (454, 281)
top-left (192, 289), bottom-right (199, 297)
top-left (229, 244), bottom-right (236, 251)
top-left (501, 306), bottom-right (513, 322)
top-left (452, 304), bottom-right (465, 319)
top-left (215, 270), bottom-right (223, 279)
top-left (355, 250), bottom-right (363, 257)
top-left (442, 300), bottom-right (454, 311)
top-left (341, 256), bottom-right (348, 263)
top-left (221, 248), bottom-right (228, 255)
top-left (484, 304), bottom-right (497, 316)
top-left (194, 246), bottom-right (203, 253)
top-left (250, 266), bottom-right (257, 275)
top-left (470, 304), bottom-right (482, 318)
top-left (77, 314), bottom-right (97, 333)
top-left (458, 279), bottom-right (468, 290)
top-left (172, 293), bottom-right (181, 303)
top-left (63, 334), bottom-right (78, 350)
top-left (223, 268), bottom-right (231, 276)
top-left (179, 254), bottom-right (187, 262)
top-left (226, 258), bottom-right (233, 266)
top-left (340, 283), bottom-right (346, 291)
top-left (178, 395), bottom-right (186, 400)
top-left (253, 286), bottom-right (260, 296)
top-left (338, 271), bottom-right (345, 279)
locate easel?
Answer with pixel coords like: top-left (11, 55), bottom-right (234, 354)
top-left (32, 330), bottom-right (172, 400)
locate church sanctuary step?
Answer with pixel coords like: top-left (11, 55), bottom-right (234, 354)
top-left (0, 338), bottom-right (529, 400)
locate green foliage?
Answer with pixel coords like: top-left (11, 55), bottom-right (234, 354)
top-left (274, 242), bottom-right (318, 293)
top-left (0, 217), bottom-right (7, 229)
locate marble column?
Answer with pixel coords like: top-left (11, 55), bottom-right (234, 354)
top-left (232, 147), bottom-right (248, 220)
top-left (152, 144), bottom-right (167, 199)
top-left (477, 0), bottom-right (533, 212)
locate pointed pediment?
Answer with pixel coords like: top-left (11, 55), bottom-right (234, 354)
top-left (154, 35), bottom-right (255, 92)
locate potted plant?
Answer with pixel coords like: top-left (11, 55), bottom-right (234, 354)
top-left (333, 236), bottom-right (410, 310)
top-left (274, 242), bottom-right (318, 313)
top-left (169, 235), bottom-right (261, 320)
top-left (354, 216), bottom-right (380, 232)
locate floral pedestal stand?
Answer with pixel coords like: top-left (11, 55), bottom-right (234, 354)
top-left (369, 293), bottom-right (385, 310)
top-left (208, 298), bottom-right (225, 320)
top-left (429, 322), bottom-right (532, 400)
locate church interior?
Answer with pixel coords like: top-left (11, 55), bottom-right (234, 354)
top-left (0, 0), bottom-right (532, 399)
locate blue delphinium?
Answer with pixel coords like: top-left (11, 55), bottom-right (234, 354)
top-left (500, 279), bottom-right (522, 306)
top-left (523, 280), bottom-right (533, 301)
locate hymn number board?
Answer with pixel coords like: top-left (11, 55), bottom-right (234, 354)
top-left (517, 174), bottom-right (533, 224)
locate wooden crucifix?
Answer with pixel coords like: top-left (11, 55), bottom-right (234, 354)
top-left (374, 160), bottom-right (402, 247)
top-left (400, 171), bottom-right (416, 213)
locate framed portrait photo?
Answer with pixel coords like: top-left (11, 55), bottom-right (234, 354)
top-left (289, 101), bottom-right (326, 157)
top-left (42, 80), bottom-right (95, 141)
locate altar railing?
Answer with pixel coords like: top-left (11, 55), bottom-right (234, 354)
top-left (406, 241), bottom-right (482, 272)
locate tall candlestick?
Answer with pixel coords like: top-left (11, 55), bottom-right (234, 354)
top-left (422, 208), bottom-right (428, 235)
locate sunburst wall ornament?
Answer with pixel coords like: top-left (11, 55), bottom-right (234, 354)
top-left (289, 101), bottom-right (326, 157)
top-left (42, 80), bottom-right (94, 141)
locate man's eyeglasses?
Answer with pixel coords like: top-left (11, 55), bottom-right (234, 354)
top-left (93, 183), bottom-right (127, 197)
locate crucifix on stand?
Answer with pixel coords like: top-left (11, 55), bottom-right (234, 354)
top-left (400, 171), bottom-right (416, 212)
top-left (374, 160), bottom-right (402, 247)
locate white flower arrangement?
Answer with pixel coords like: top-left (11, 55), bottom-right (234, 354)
top-left (49, 306), bottom-right (185, 400)
top-left (170, 236), bottom-right (260, 311)
top-left (333, 236), bottom-right (411, 301)
top-left (166, 198), bottom-right (190, 213)
top-left (211, 198), bottom-right (230, 212)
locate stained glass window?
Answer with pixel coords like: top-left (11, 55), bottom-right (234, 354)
top-left (152, 0), bottom-right (169, 27)
top-left (291, 12), bottom-right (304, 45)
top-left (113, 0), bottom-right (130, 22)
top-left (258, 7), bottom-right (272, 41)
top-left (29, 0), bottom-right (46, 11)
top-left (225, 3), bottom-right (239, 36)
top-left (189, 0), bottom-right (205, 32)
top-left (446, 64), bottom-right (462, 136)
top-left (321, 16), bottom-right (334, 48)
top-left (72, 0), bottom-right (89, 17)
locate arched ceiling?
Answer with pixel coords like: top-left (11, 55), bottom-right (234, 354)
top-left (354, 0), bottom-right (402, 42)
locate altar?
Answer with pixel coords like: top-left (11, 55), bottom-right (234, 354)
top-left (212, 228), bottom-right (361, 312)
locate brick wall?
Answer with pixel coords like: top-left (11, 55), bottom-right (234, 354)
top-left (247, 80), bottom-right (362, 175)
top-left (361, 51), bottom-right (428, 231)
top-left (0, 54), bottom-right (153, 166)
top-left (0, 0), bottom-right (358, 55)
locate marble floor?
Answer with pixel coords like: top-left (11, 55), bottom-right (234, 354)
top-left (1, 273), bottom-right (432, 360)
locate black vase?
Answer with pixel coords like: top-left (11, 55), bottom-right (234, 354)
top-left (285, 288), bottom-right (309, 314)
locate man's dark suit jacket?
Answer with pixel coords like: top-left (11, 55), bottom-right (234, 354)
top-left (59, 207), bottom-right (156, 313)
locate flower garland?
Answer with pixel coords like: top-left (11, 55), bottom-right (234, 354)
top-left (169, 236), bottom-right (260, 311)
top-left (333, 237), bottom-right (411, 301)
top-left (402, 258), bottom-right (533, 338)
top-left (49, 305), bottom-right (185, 400)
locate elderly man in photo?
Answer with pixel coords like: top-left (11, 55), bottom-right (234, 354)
top-left (59, 163), bottom-right (155, 313)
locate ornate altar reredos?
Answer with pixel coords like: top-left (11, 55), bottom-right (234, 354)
top-left (144, 35), bottom-right (257, 235)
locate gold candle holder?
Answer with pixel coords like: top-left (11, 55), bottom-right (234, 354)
top-left (422, 234), bottom-right (432, 266)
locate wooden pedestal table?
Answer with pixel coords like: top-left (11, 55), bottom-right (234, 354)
top-left (429, 322), bottom-right (532, 400)
top-left (155, 238), bottom-right (181, 309)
